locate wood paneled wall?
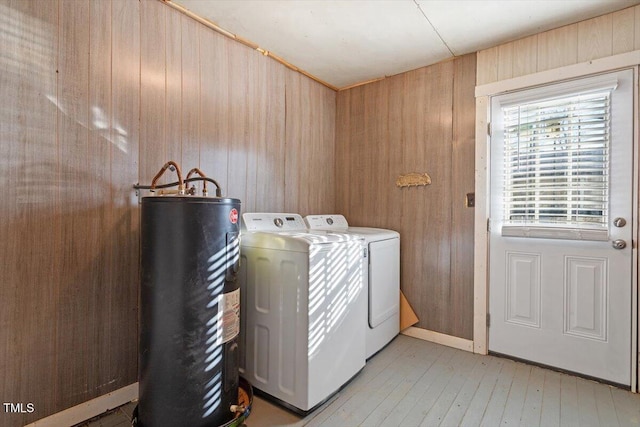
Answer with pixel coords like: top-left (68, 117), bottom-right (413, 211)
top-left (477, 5), bottom-right (640, 85)
top-left (0, 0), bottom-right (335, 425)
top-left (336, 54), bottom-right (477, 340)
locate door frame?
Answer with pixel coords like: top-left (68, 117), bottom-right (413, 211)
top-left (474, 51), bottom-right (640, 391)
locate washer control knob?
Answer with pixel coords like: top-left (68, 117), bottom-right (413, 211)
top-left (274, 218), bottom-right (283, 228)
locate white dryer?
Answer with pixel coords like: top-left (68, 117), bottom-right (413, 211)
top-left (239, 213), bottom-right (367, 413)
top-left (305, 214), bottom-right (400, 359)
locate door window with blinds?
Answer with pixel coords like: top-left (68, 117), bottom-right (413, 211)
top-left (491, 74), bottom-right (624, 241)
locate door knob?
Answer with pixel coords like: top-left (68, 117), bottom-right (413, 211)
top-left (613, 217), bottom-right (627, 227)
top-left (612, 239), bottom-right (627, 249)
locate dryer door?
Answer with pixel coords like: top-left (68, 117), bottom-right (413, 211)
top-left (369, 238), bottom-right (400, 328)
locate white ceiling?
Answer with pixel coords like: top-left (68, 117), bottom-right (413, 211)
top-left (173, 0), bottom-right (640, 89)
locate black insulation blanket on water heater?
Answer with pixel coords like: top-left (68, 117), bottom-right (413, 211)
top-left (139, 196), bottom-right (241, 427)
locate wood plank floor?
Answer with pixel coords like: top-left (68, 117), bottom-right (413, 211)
top-left (79, 335), bottom-right (640, 426)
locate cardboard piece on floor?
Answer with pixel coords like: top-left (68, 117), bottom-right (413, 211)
top-left (399, 290), bottom-right (419, 331)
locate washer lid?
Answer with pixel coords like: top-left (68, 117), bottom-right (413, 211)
top-left (305, 214), bottom-right (399, 242)
top-left (241, 230), bottom-right (363, 252)
top-left (345, 227), bottom-right (400, 242)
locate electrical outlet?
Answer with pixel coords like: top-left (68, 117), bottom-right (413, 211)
top-left (466, 192), bottom-right (475, 208)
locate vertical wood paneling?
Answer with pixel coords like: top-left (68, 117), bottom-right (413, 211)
top-left (336, 56), bottom-right (475, 338)
top-left (476, 46), bottom-right (498, 85)
top-left (336, 86), bottom-right (364, 217)
top-left (165, 9), bottom-right (182, 165)
top-left (0, 0), bottom-right (60, 424)
top-left (227, 42), bottom-right (255, 207)
top-left (226, 42), bottom-right (251, 207)
top-left (57, 0), bottom-right (93, 409)
top-left (537, 25), bottom-right (578, 72)
top-left (181, 16), bottom-right (200, 172)
top-left (373, 80), bottom-right (393, 226)
top-left (335, 89), bottom-right (352, 215)
top-left (577, 14), bottom-right (613, 63)
top-left (283, 70), bottom-right (301, 212)
top-left (497, 43), bottom-right (513, 81)
top-left (140, 0), bottom-right (166, 185)
top-left (199, 28), bottom-right (230, 194)
top-left (386, 74), bottom-right (405, 231)
top-left (512, 35), bottom-right (537, 77)
top-left (88, 0), bottom-right (112, 397)
top-left (320, 78), bottom-right (337, 214)
top-left (255, 57), bottom-right (286, 212)
top-left (451, 54), bottom-right (477, 340)
top-left (362, 80), bottom-right (390, 227)
top-left (0, 0), bottom-right (16, 409)
top-left (613, 7), bottom-right (635, 55)
top-left (285, 70), bottom-right (336, 215)
top-left (110, 0), bottom-right (139, 392)
top-left (400, 67), bottom-right (430, 329)
top-left (244, 51), bottom-right (260, 211)
top-left (412, 62), bottom-right (453, 333)
top-left (337, 84), bottom-right (365, 218)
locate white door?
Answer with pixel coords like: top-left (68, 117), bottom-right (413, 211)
top-left (489, 69), bottom-right (635, 386)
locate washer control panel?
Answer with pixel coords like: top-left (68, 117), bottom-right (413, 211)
top-left (243, 213), bottom-right (307, 231)
top-left (304, 214), bottom-right (349, 230)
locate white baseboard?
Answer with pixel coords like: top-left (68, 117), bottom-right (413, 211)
top-left (25, 383), bottom-right (138, 427)
top-left (401, 327), bottom-right (474, 352)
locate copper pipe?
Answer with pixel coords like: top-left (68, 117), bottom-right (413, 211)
top-left (150, 161), bottom-right (185, 194)
top-left (186, 167), bottom-right (208, 196)
top-left (134, 177), bottom-right (222, 197)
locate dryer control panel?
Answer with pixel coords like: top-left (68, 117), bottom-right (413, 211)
top-left (243, 213), bottom-right (307, 231)
top-left (305, 214), bottom-right (349, 230)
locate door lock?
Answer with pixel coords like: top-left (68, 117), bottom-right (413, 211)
top-left (613, 217), bottom-right (627, 227)
top-left (612, 239), bottom-right (627, 250)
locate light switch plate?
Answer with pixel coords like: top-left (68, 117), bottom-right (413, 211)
top-left (466, 193), bottom-right (475, 208)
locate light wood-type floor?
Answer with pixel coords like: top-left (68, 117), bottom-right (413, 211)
top-left (78, 335), bottom-right (640, 426)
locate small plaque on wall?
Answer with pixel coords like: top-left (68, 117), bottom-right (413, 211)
top-left (396, 172), bottom-right (432, 188)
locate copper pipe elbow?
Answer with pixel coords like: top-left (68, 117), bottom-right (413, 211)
top-left (186, 167), bottom-right (208, 196)
top-left (150, 161), bottom-right (185, 194)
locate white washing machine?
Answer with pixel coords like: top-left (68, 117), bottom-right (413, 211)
top-left (305, 214), bottom-right (400, 359)
top-left (239, 213), bottom-right (367, 413)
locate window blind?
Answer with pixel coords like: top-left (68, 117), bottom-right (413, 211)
top-left (502, 90), bottom-right (611, 229)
